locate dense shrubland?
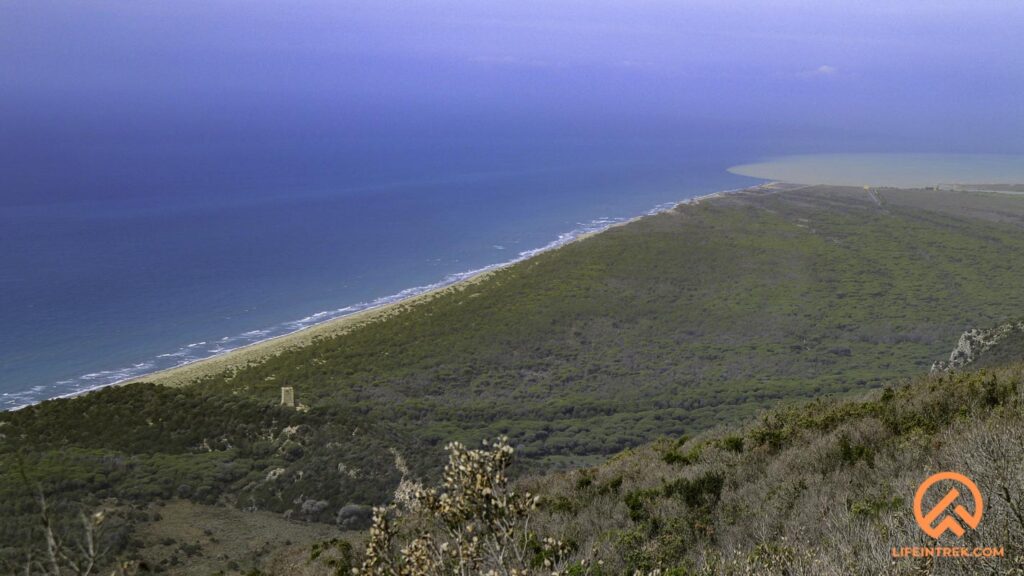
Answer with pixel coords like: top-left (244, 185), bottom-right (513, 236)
top-left (190, 186), bottom-right (1024, 470)
top-left (6, 186), bottom-right (1024, 573)
top-left (517, 365), bottom-right (1024, 575)
top-left (318, 362), bottom-right (1024, 575)
top-left (0, 384), bottom-right (416, 570)
top-left (294, 358), bottom-right (1024, 575)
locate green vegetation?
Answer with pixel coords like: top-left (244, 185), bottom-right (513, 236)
top-left (192, 186), bottom-right (1024, 463)
top-left (0, 384), bottom-right (405, 571)
top-left (5, 185), bottom-right (1024, 573)
top-left (327, 357), bottom-right (1024, 575)
top-left (515, 361), bottom-right (1024, 574)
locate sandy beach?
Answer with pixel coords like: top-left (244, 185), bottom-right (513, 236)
top-left (124, 269), bottom-right (499, 387)
top-left (124, 183), bottom-right (770, 389)
top-left (101, 175), bottom-right (1023, 396)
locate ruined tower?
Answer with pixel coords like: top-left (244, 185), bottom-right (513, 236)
top-left (280, 386), bottom-right (295, 407)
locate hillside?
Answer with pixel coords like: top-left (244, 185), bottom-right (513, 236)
top-left (371, 346), bottom-right (1024, 576)
top-left (520, 334), bottom-right (1024, 574)
top-left (5, 184), bottom-right (1024, 573)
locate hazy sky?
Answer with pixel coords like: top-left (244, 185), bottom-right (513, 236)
top-left (2, 1), bottom-right (1022, 204)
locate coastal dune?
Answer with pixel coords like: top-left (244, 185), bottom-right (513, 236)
top-left (126, 175), bottom-right (1024, 392)
top-left (128, 184), bottom-right (765, 389)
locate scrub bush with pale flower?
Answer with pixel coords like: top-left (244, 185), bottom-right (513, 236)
top-left (355, 437), bottom-right (579, 576)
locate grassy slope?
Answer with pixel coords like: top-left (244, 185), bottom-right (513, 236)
top-left (5, 185), bottom-right (1024, 571)
top-left (131, 500), bottom-right (353, 575)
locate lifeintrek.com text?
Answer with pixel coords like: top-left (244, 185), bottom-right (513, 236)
top-left (891, 546), bottom-right (1005, 559)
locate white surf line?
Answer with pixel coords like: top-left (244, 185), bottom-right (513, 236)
top-left (4, 182), bottom-right (762, 411)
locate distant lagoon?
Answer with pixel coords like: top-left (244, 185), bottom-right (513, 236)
top-left (729, 154), bottom-right (1024, 188)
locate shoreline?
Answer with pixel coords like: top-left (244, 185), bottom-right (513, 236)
top-left (11, 182), bottom-right (773, 402)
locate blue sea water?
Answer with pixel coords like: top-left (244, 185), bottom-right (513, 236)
top-left (0, 141), bottom-right (761, 409)
top-left (7, 0), bottom-right (1022, 410)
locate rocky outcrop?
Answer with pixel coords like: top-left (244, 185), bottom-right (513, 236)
top-left (931, 321), bottom-right (1024, 372)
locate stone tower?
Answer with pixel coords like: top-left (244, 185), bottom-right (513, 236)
top-left (281, 386), bottom-right (295, 407)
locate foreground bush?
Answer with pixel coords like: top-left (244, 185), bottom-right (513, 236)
top-left (354, 437), bottom-right (577, 576)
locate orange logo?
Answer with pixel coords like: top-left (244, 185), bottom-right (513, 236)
top-left (914, 472), bottom-right (984, 539)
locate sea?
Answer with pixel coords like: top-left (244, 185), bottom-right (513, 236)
top-left (0, 140), bottom-right (764, 410)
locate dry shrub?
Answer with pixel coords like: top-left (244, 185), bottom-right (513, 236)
top-left (354, 437), bottom-right (579, 576)
top-left (517, 365), bottom-right (1024, 575)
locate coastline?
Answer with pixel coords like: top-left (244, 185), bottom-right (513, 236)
top-left (27, 182), bottom-right (772, 397)
top-left (122, 269), bottom-right (500, 387)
